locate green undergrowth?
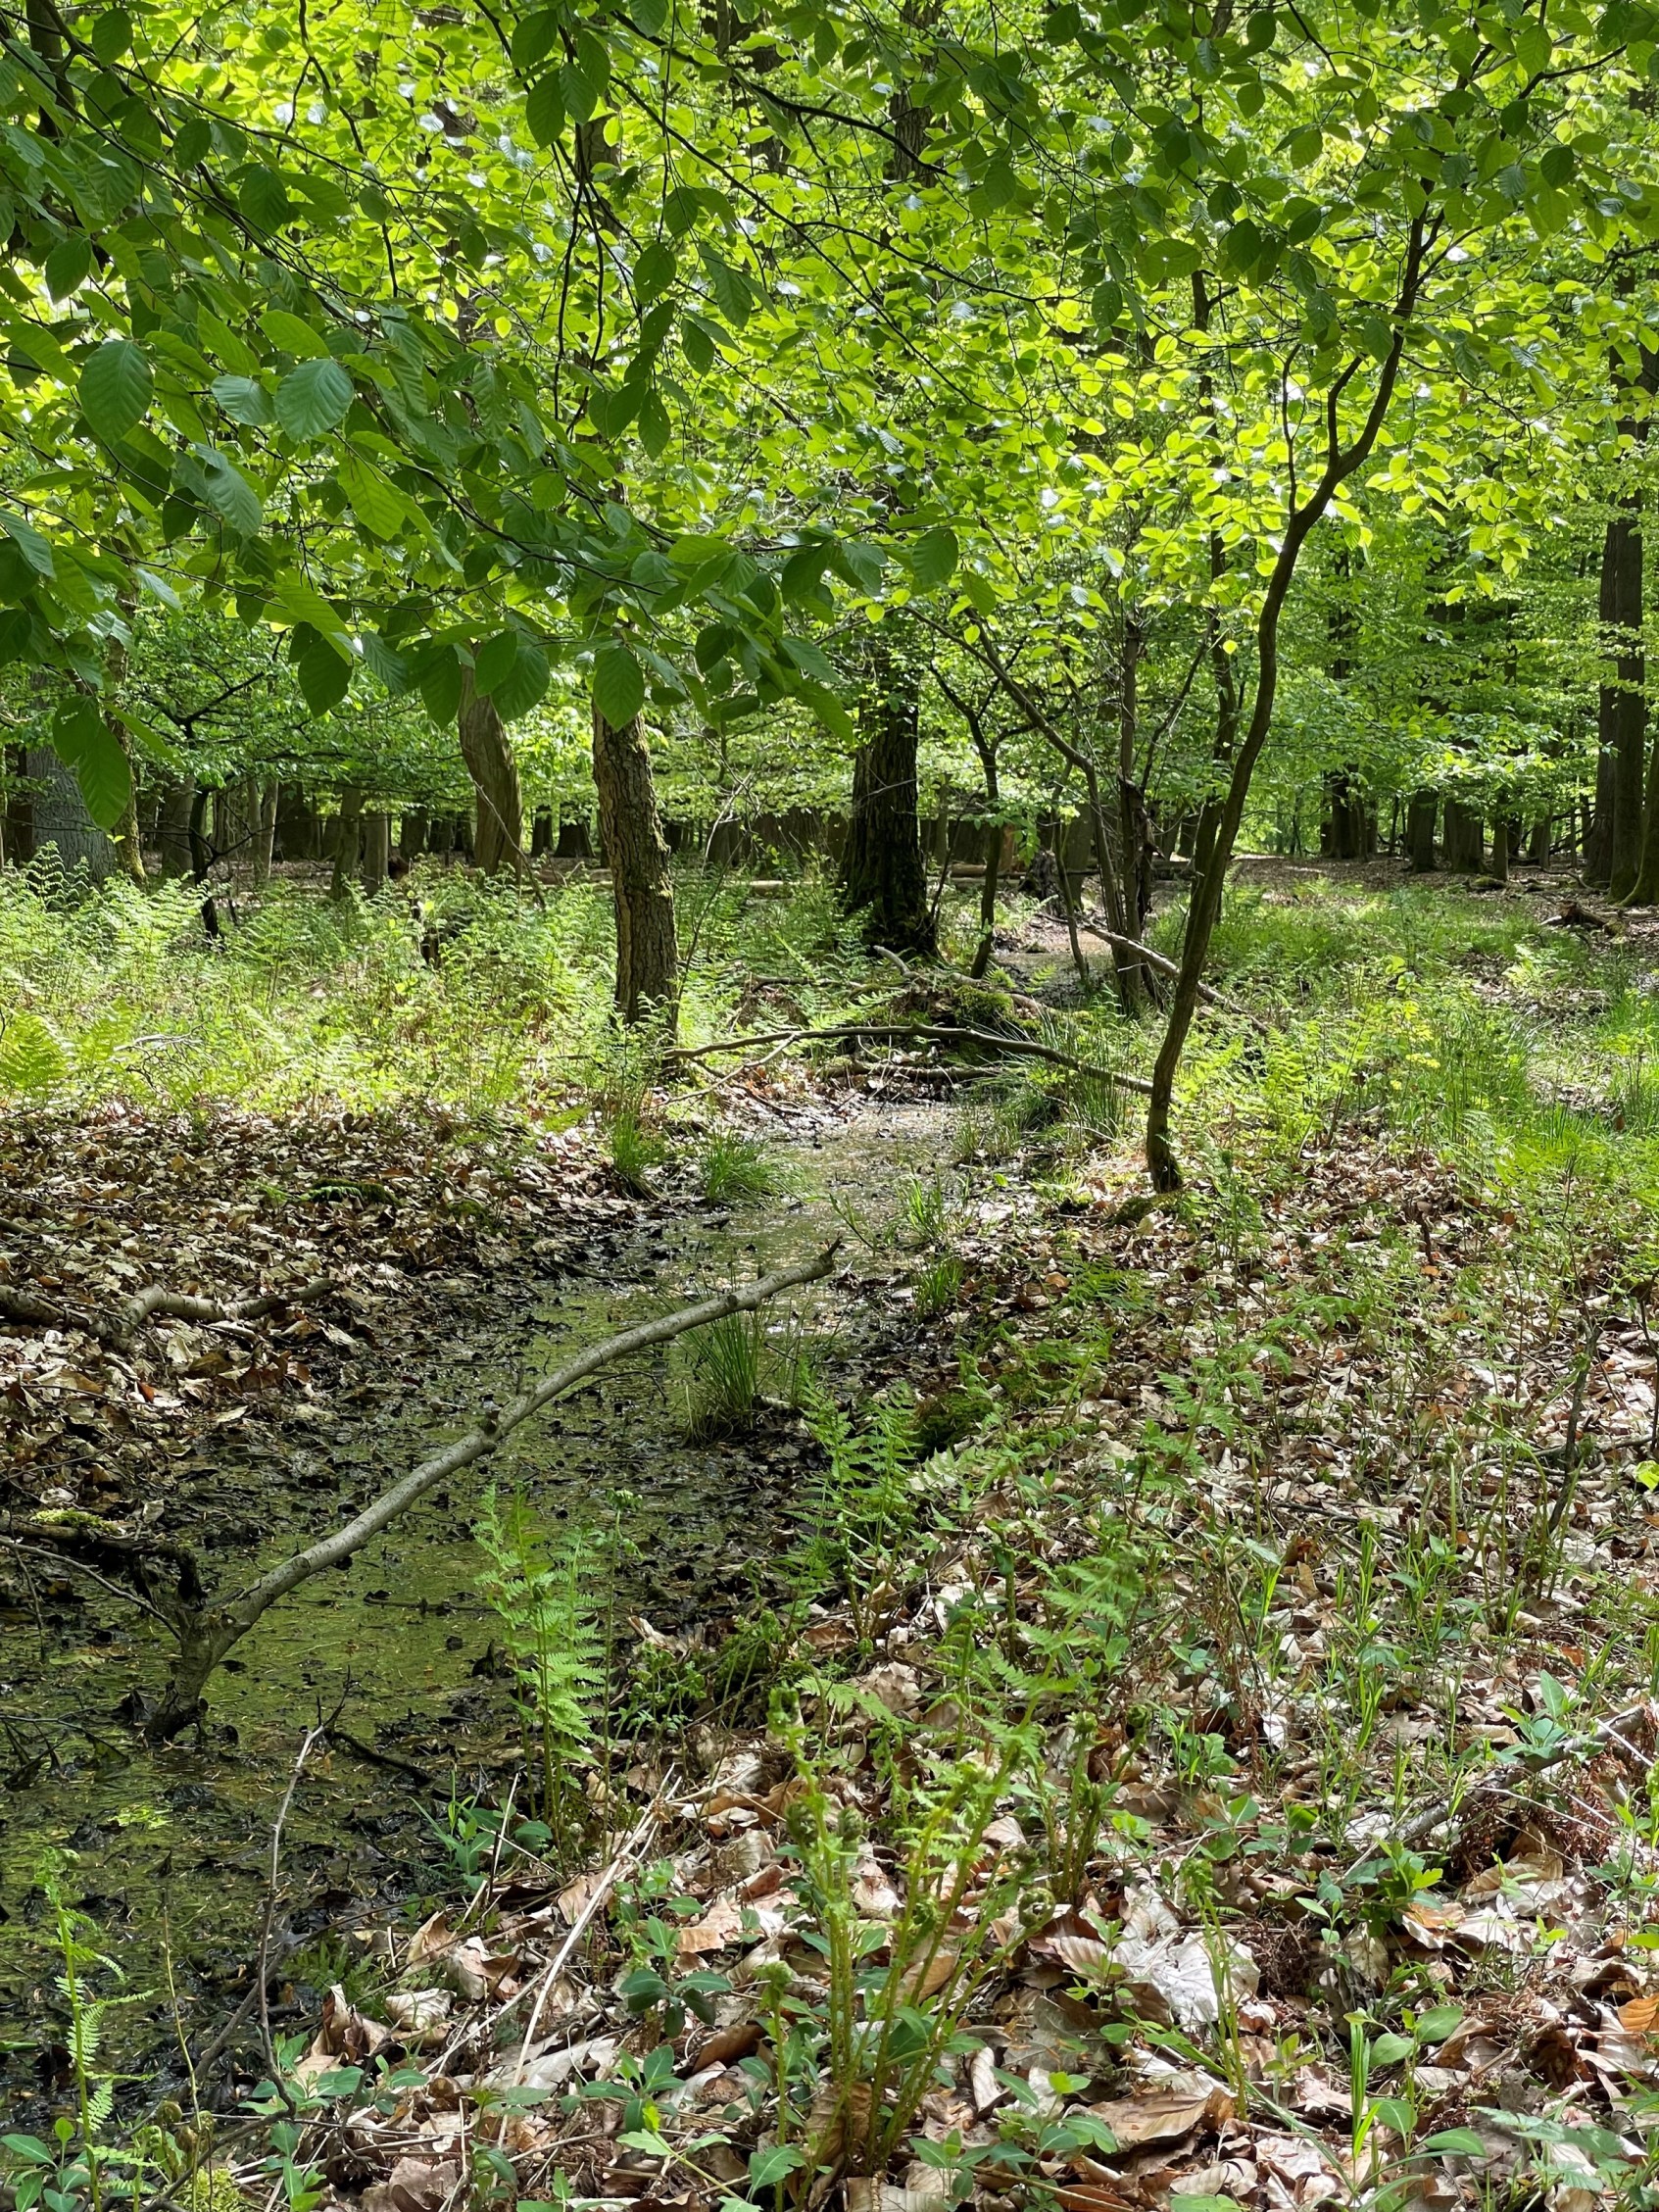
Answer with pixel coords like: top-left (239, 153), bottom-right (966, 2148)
top-left (0, 858), bottom-right (874, 1119)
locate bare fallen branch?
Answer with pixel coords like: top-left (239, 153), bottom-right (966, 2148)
top-left (145, 1246), bottom-right (841, 1737)
top-left (0, 1273), bottom-right (332, 1349)
top-left (665, 1021), bottom-right (1154, 1095)
top-left (1075, 919), bottom-right (1268, 1033)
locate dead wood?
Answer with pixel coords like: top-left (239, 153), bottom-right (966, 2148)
top-left (141, 1246), bottom-right (841, 1739)
top-left (0, 1272), bottom-right (332, 1350)
top-left (664, 1021), bottom-right (1154, 1094)
top-left (1075, 917), bottom-right (1269, 1032)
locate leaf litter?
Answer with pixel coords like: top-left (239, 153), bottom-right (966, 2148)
top-left (127, 1066), bottom-right (1659, 2212)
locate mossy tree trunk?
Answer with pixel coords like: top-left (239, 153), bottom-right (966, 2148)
top-left (459, 672), bottom-right (526, 877)
top-left (842, 639), bottom-right (935, 956)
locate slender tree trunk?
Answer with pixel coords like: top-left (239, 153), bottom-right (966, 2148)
top-left (1528, 815), bottom-right (1551, 865)
top-left (592, 695), bottom-right (679, 1030)
top-left (399, 810), bottom-right (429, 861)
top-left (158, 777), bottom-right (193, 877)
top-left (1146, 220), bottom-right (1428, 1189)
top-left (842, 641), bottom-right (935, 955)
top-left (1406, 791), bottom-right (1437, 872)
top-left (330, 786), bottom-right (363, 901)
top-left (1488, 815), bottom-right (1510, 884)
top-left (251, 780), bottom-right (277, 887)
top-left (458, 672), bottom-right (525, 877)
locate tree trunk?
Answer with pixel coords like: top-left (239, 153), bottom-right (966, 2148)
top-left (251, 781), bottom-right (277, 887)
top-left (158, 777), bottom-right (193, 878)
top-left (531, 807), bottom-right (554, 858)
top-left (1488, 815), bottom-right (1510, 883)
top-left (362, 811), bottom-right (390, 897)
top-left (1441, 799), bottom-right (1484, 871)
top-left (1406, 791), bottom-right (1437, 872)
top-left (27, 746), bottom-right (114, 879)
top-left (1528, 815), bottom-right (1551, 865)
top-left (1321, 769), bottom-right (1372, 860)
top-left (1586, 738), bottom-right (1615, 883)
top-left (459, 673), bottom-right (525, 877)
top-left (592, 696), bottom-right (679, 1030)
top-left (3, 745), bottom-right (33, 865)
top-left (1604, 498), bottom-right (1646, 900)
top-left (399, 810), bottom-right (429, 861)
top-left (842, 642), bottom-right (935, 955)
top-left (330, 786), bottom-right (363, 901)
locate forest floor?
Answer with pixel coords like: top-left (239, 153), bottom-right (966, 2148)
top-left (8, 860), bottom-right (1659, 2212)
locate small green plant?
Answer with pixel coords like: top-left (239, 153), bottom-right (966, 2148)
top-left (681, 1307), bottom-right (765, 1437)
top-left (474, 1488), bottom-right (603, 1860)
top-left (698, 1129), bottom-right (784, 1202)
top-left (912, 1252), bottom-right (964, 1318)
top-left (608, 1106), bottom-right (665, 1195)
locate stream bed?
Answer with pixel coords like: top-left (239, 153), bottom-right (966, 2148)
top-left (0, 1101), bottom-right (951, 2104)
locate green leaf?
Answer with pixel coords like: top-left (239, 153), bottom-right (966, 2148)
top-left (172, 114), bottom-right (211, 168)
top-left (1414, 2005), bottom-right (1463, 2044)
top-left (418, 644), bottom-right (464, 725)
top-left (909, 526), bottom-right (959, 590)
top-left (275, 358), bottom-right (354, 441)
top-left (593, 639), bottom-right (646, 725)
top-left (749, 2146), bottom-right (806, 2190)
top-left (473, 629), bottom-right (520, 695)
top-left (43, 233), bottom-right (92, 302)
top-left (1369, 2034), bottom-right (1413, 2066)
top-left (239, 165), bottom-right (292, 231)
top-left (193, 448), bottom-right (264, 535)
top-left (525, 73), bottom-right (565, 147)
top-left (52, 698), bottom-right (130, 830)
top-left (339, 449), bottom-right (405, 538)
top-left (198, 308), bottom-right (261, 375)
top-left (79, 339), bottom-right (153, 443)
top-left (511, 7), bottom-right (562, 67)
top-left (1420, 2129), bottom-right (1486, 2155)
top-left (491, 641), bottom-right (549, 719)
top-left (0, 509), bottom-right (55, 577)
top-left (636, 240), bottom-right (677, 302)
top-left (297, 633), bottom-right (351, 713)
top-left (211, 373), bottom-right (273, 426)
top-left (261, 311), bottom-right (330, 360)
top-left (90, 9), bottom-right (132, 60)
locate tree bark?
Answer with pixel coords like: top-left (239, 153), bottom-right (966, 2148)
top-left (251, 780), bottom-right (277, 887)
top-left (362, 811), bottom-right (390, 897)
top-left (592, 695), bottom-right (679, 1030)
top-left (3, 745), bottom-right (33, 865)
top-left (842, 640), bottom-right (935, 955)
top-left (1528, 815), bottom-right (1551, 864)
top-left (1441, 799), bottom-right (1485, 872)
top-left (330, 786), bottom-right (363, 901)
top-left (1405, 791), bottom-right (1437, 872)
top-left (399, 810), bottom-right (429, 861)
top-left (1604, 497), bottom-right (1646, 900)
top-left (459, 672), bottom-right (525, 877)
top-left (158, 777), bottom-right (193, 877)
top-left (1488, 814), bottom-right (1510, 884)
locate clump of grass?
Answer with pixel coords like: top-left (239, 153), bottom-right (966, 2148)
top-left (912, 1253), bottom-right (963, 1318)
top-left (608, 1107), bottom-right (665, 1195)
top-left (698, 1129), bottom-right (784, 1203)
top-left (681, 1308), bottom-right (765, 1438)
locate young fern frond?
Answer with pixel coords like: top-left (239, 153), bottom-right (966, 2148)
top-left (474, 1485), bottom-right (604, 1856)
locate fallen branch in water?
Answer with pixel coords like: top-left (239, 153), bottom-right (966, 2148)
top-left (1075, 920), bottom-right (1268, 1033)
top-left (142, 1246), bottom-right (841, 1739)
top-left (665, 1022), bottom-right (1154, 1095)
top-left (0, 1273), bottom-right (332, 1350)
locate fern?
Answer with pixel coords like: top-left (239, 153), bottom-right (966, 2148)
top-left (0, 1010), bottom-right (69, 1099)
top-left (474, 1486), bottom-right (603, 1855)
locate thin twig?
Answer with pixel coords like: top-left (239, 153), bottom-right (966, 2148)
top-left (512, 1782), bottom-right (671, 2084)
top-left (258, 1698), bottom-right (347, 2110)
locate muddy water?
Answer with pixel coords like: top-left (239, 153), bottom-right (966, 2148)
top-left (0, 1104), bottom-right (949, 2103)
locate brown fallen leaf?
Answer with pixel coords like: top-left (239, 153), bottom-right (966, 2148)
top-left (361, 2157), bottom-right (462, 2212)
top-left (678, 1895), bottom-right (747, 1955)
top-left (1618, 1992), bottom-right (1659, 2035)
top-left (1087, 2085), bottom-right (1232, 2150)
